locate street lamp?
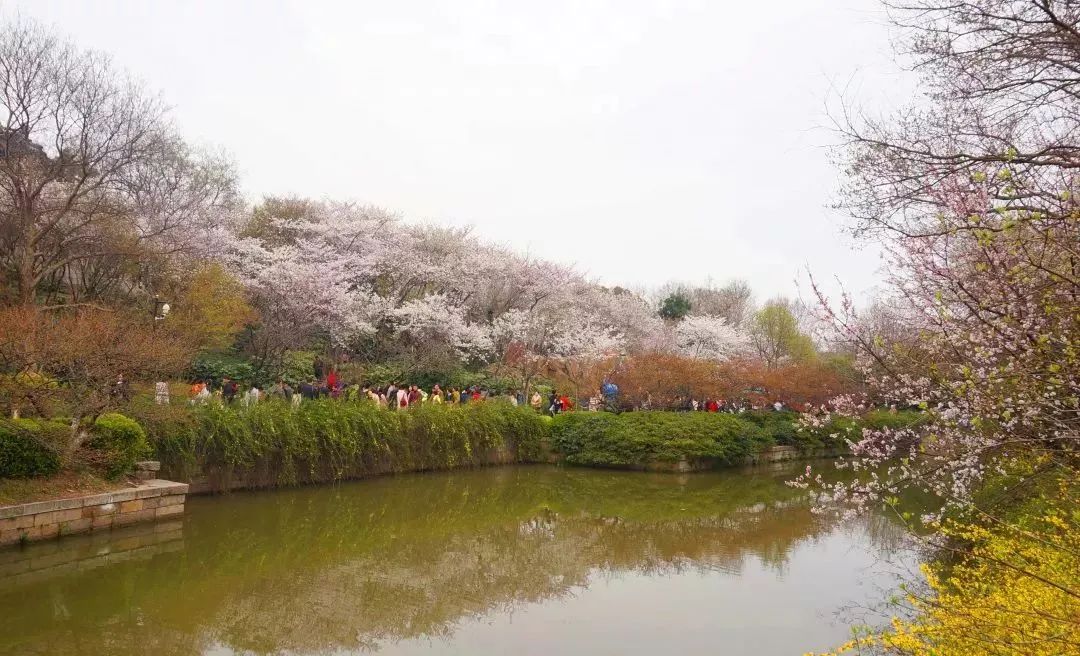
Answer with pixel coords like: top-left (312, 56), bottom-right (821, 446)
top-left (153, 296), bottom-right (171, 321)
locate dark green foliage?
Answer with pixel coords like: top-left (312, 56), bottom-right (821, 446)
top-left (658, 293), bottom-right (692, 321)
top-left (91, 413), bottom-right (152, 479)
top-left (741, 410), bottom-right (799, 446)
top-left (550, 411), bottom-right (772, 467)
top-left (280, 351), bottom-right (318, 385)
top-left (189, 352), bottom-right (256, 386)
top-left (0, 419), bottom-right (64, 478)
top-left (189, 350), bottom-right (318, 389)
top-left (142, 400), bottom-right (547, 489)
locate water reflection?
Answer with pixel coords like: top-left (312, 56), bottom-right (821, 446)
top-left (0, 465), bottom-right (912, 655)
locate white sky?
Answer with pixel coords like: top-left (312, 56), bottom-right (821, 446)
top-left (7, 0), bottom-right (914, 304)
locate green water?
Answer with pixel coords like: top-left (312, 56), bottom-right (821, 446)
top-left (0, 464), bottom-right (915, 655)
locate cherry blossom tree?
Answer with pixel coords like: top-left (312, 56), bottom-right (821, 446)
top-left (390, 294), bottom-right (493, 361)
top-left (804, 0), bottom-right (1080, 525)
top-left (674, 314), bottom-right (749, 361)
top-left (490, 302), bottom-right (625, 397)
top-left (803, 174), bottom-right (1079, 520)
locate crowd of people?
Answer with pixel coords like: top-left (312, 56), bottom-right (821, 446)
top-left (669, 397), bottom-right (787, 413)
top-left (181, 374), bottom-right (583, 416)
top-left (131, 366), bottom-right (811, 420)
top-left (167, 372), bottom-right (805, 418)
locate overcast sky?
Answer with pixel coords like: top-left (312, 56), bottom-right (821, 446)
top-left (7, 0), bottom-right (914, 304)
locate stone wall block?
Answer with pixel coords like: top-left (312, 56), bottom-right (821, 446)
top-left (59, 518), bottom-right (93, 536)
top-left (0, 514), bottom-right (35, 532)
top-left (32, 511), bottom-right (61, 527)
top-left (119, 500), bottom-right (144, 514)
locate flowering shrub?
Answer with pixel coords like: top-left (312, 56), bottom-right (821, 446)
top-left (809, 483), bottom-right (1080, 656)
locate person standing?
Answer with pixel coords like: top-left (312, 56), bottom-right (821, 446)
top-left (396, 385), bottom-right (409, 410)
top-left (112, 373), bottom-right (128, 401)
top-left (530, 391), bottom-right (542, 411)
top-left (222, 378), bottom-right (238, 404)
top-left (192, 382), bottom-right (211, 405)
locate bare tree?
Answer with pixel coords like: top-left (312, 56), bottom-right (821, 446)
top-left (0, 18), bottom-right (236, 307)
top-left (838, 1), bottom-right (1080, 236)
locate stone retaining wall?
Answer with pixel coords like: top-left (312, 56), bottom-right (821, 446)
top-left (0, 479), bottom-right (188, 547)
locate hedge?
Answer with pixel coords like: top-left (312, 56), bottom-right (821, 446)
top-left (549, 411), bottom-right (773, 467)
top-left (0, 418), bottom-right (65, 478)
top-left (124, 400), bottom-right (925, 485)
top-left (136, 399), bottom-right (547, 488)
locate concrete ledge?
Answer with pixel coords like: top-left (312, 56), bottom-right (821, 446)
top-left (0, 480), bottom-right (188, 547)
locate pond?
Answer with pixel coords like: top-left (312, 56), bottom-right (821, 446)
top-left (0, 464), bottom-right (917, 655)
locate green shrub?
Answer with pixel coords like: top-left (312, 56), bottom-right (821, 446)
top-left (91, 413), bottom-right (151, 479)
top-left (140, 399), bottom-right (547, 489)
top-left (741, 410), bottom-right (799, 445)
top-left (0, 419), bottom-right (65, 478)
top-left (550, 411), bottom-right (770, 467)
top-left (188, 352), bottom-right (257, 387)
